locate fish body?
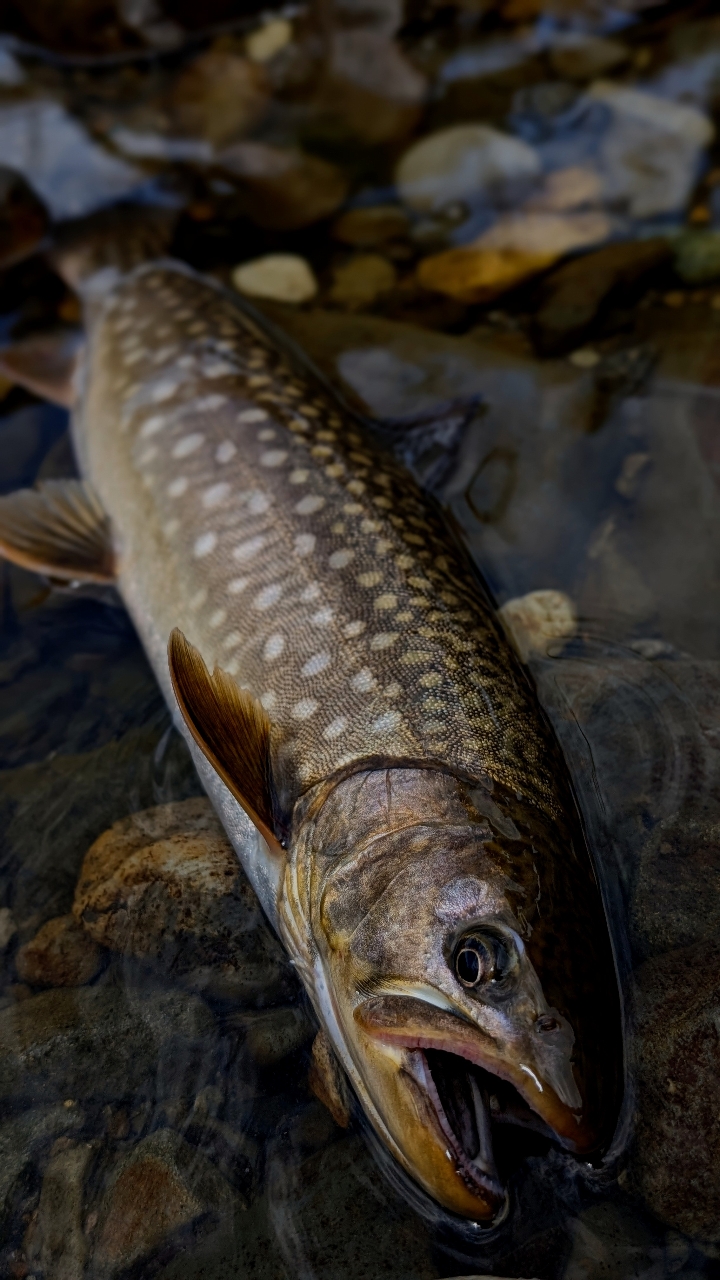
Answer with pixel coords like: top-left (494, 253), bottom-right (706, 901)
top-left (6, 259), bottom-right (623, 1220)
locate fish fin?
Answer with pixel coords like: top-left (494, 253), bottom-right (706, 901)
top-left (308, 1030), bottom-right (351, 1128)
top-left (0, 330), bottom-right (83, 408)
top-left (0, 480), bottom-right (115, 583)
top-left (168, 628), bottom-right (286, 857)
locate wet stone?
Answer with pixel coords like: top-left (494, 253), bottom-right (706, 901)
top-left (533, 238), bottom-right (673, 356)
top-left (0, 1105), bottom-right (84, 1235)
top-left (73, 798), bottom-right (292, 1003)
top-left (232, 254), bottom-right (318, 305)
top-left (674, 230), bottom-right (720, 285)
top-left (548, 35), bottom-right (629, 82)
top-left (91, 1127), bottom-right (240, 1279)
top-left (319, 30), bottom-right (427, 145)
top-left (395, 124), bottom-right (541, 216)
top-left (15, 914), bottom-right (104, 988)
top-left (167, 50), bottom-right (269, 148)
top-left (332, 205), bottom-right (410, 248)
top-left (630, 940), bottom-right (720, 1242)
top-left (498, 590), bottom-right (576, 663)
top-left (329, 254), bottom-right (398, 310)
top-left (0, 983), bottom-right (216, 1105)
top-left (24, 1137), bottom-right (95, 1280)
top-left (217, 143), bottom-right (349, 230)
top-left (225, 1005), bottom-right (316, 1066)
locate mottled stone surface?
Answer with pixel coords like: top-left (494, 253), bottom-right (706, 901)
top-left (15, 913), bottom-right (103, 987)
top-left (73, 798), bottom-right (291, 1002)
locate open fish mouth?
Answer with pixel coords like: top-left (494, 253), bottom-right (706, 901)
top-left (410, 1047), bottom-right (557, 1214)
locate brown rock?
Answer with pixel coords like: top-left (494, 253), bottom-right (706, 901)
top-left (549, 34), bottom-right (628, 81)
top-left (630, 940), bottom-right (720, 1241)
top-left (533, 237), bottom-right (673, 355)
top-left (418, 245), bottom-right (556, 305)
top-left (332, 205), bottom-right (410, 248)
top-left (167, 50), bottom-right (269, 147)
top-left (16, 914), bottom-right (103, 988)
top-left (92, 1128), bottom-right (238, 1278)
top-left (329, 254), bottom-right (398, 310)
top-left (216, 143), bottom-right (349, 230)
top-left (319, 31), bottom-right (426, 145)
top-left (73, 797), bottom-right (289, 1002)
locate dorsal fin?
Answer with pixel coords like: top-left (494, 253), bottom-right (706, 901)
top-left (168, 628), bottom-right (285, 857)
top-left (0, 480), bottom-right (115, 583)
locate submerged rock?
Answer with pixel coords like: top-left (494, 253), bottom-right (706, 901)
top-left (395, 124), bottom-right (540, 215)
top-left (217, 142), bottom-right (349, 230)
top-left (15, 914), bottom-right (104, 988)
top-left (332, 205), bottom-right (410, 248)
top-left (548, 34), bottom-right (628, 82)
top-left (631, 941), bottom-right (720, 1241)
top-left (588, 81), bottom-right (714, 220)
top-left (418, 211), bottom-right (609, 304)
top-left (329, 254), bottom-right (398, 310)
top-left (498, 590), bottom-right (577, 662)
top-left (73, 798), bottom-right (291, 1002)
top-left (91, 1127), bottom-right (239, 1279)
top-left (533, 237), bottom-right (673, 355)
top-left (0, 984), bottom-right (215, 1105)
top-left (245, 18), bottom-right (293, 63)
top-left (226, 1005), bottom-right (315, 1066)
top-left (24, 1138), bottom-right (95, 1280)
top-left (232, 254), bottom-right (318, 305)
top-left (320, 31), bottom-right (426, 145)
top-left (166, 50), bottom-right (269, 147)
top-left (0, 1105), bottom-right (84, 1232)
top-left (674, 230), bottom-right (720, 284)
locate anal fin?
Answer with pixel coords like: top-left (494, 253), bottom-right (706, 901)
top-left (0, 480), bottom-right (115, 583)
top-left (168, 629), bottom-right (286, 857)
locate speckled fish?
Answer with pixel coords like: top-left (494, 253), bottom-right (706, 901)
top-left (0, 258), bottom-right (623, 1223)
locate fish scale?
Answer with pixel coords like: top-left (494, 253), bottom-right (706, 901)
top-left (80, 261), bottom-right (561, 818)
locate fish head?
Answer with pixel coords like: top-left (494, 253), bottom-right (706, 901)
top-left (295, 766), bottom-right (622, 1222)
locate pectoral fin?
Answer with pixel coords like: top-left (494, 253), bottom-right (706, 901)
top-left (0, 480), bottom-right (115, 583)
top-left (308, 1030), bottom-right (351, 1128)
top-left (168, 628), bottom-right (286, 857)
top-left (0, 329), bottom-right (83, 408)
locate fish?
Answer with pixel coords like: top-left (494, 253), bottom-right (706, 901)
top-left (0, 257), bottom-right (623, 1223)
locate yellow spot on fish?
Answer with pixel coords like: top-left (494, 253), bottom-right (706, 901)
top-left (357, 572), bottom-right (382, 588)
top-left (290, 470), bottom-right (309, 484)
top-left (374, 594), bottom-right (397, 611)
top-left (343, 620), bottom-right (365, 638)
top-left (370, 633), bottom-right (399, 650)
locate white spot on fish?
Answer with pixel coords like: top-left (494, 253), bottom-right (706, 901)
top-left (194, 532), bottom-right (217, 558)
top-left (370, 632), bottom-right (399, 650)
top-left (302, 652), bottom-right (330, 677)
top-left (203, 483), bottom-right (231, 508)
top-left (247, 491), bottom-right (270, 515)
top-left (292, 698), bottom-right (318, 720)
top-left (329, 549), bottom-right (354, 569)
top-left (261, 450), bottom-right (288, 468)
top-left (302, 583), bottom-right (321, 602)
top-left (384, 682), bottom-right (402, 698)
top-left (261, 690), bottom-right (277, 710)
top-left (254, 584), bottom-right (282, 610)
top-left (138, 446), bottom-right (157, 465)
top-left (371, 710), bottom-right (402, 733)
top-left (343, 621), bottom-right (366, 638)
top-left (196, 394), bottom-right (228, 412)
top-left (163, 518), bottom-right (180, 537)
top-left (151, 378), bottom-right (181, 403)
top-left (228, 577), bottom-right (249, 594)
top-left (233, 536), bottom-right (266, 562)
top-left (311, 608), bottom-right (333, 625)
top-left (222, 631), bottom-right (242, 651)
top-left (294, 534), bottom-right (316, 558)
top-left (203, 360), bottom-right (234, 378)
top-left (375, 594), bottom-right (397, 611)
top-left (258, 428), bottom-right (276, 441)
top-left (324, 716), bottom-right (348, 739)
top-left (238, 407), bottom-right (267, 423)
top-left (290, 470), bottom-right (309, 485)
top-left (264, 634), bottom-right (285, 660)
top-left (296, 495), bottom-right (325, 515)
top-left (224, 658), bottom-right (240, 675)
top-left (189, 588), bottom-right (207, 610)
top-left (209, 609), bottom-right (227, 628)
top-left (173, 433), bottom-right (204, 458)
top-left (351, 669), bottom-right (375, 692)
top-left (140, 414), bottom-right (167, 439)
top-left (216, 441), bottom-right (236, 464)
top-left (168, 477), bottom-right (188, 498)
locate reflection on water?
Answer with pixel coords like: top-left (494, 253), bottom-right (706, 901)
top-left (0, 0), bottom-right (719, 1276)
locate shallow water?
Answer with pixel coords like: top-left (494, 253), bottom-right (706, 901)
top-left (0, 1), bottom-right (719, 1276)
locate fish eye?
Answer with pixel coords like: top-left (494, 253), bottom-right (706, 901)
top-left (453, 932), bottom-right (512, 989)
